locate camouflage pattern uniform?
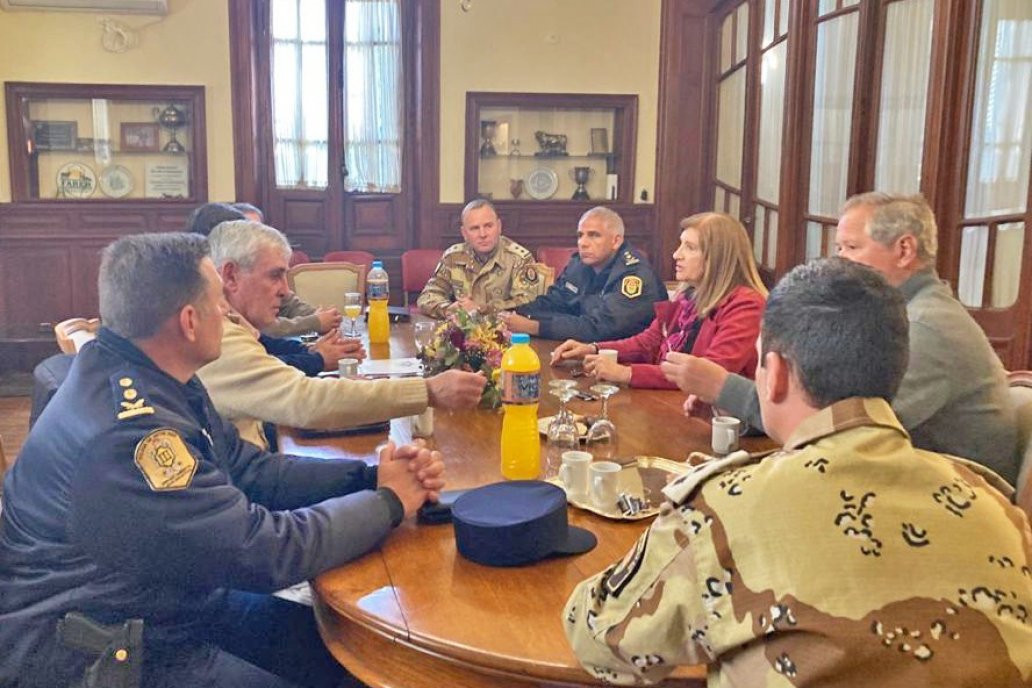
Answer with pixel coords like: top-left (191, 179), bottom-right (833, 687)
top-left (564, 397), bottom-right (1032, 686)
top-left (417, 236), bottom-right (539, 318)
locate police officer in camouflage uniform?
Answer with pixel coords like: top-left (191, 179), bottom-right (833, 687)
top-left (564, 258), bottom-right (1032, 686)
top-left (0, 233), bottom-right (445, 687)
top-left (502, 206), bottom-right (665, 342)
top-left (417, 199), bottom-right (540, 318)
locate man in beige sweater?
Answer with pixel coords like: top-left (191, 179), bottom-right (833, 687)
top-left (198, 221), bottom-right (486, 449)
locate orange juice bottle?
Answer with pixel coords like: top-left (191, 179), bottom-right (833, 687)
top-left (367, 260), bottom-right (390, 344)
top-left (500, 333), bottom-right (541, 480)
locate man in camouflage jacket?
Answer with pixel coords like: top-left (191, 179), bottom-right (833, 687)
top-left (564, 258), bottom-right (1032, 686)
top-left (418, 199), bottom-right (541, 317)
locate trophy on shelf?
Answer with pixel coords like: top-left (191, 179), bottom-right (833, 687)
top-left (534, 130), bottom-right (568, 157)
top-left (153, 104), bottom-right (188, 153)
top-left (479, 120), bottom-right (498, 157)
top-left (569, 166), bottom-right (593, 200)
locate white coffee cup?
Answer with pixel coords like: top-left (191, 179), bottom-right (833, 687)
top-left (597, 348), bottom-right (619, 364)
top-left (589, 460), bottom-right (621, 511)
top-left (559, 450), bottom-right (592, 499)
top-left (711, 415), bottom-right (741, 455)
top-left (338, 358), bottom-right (359, 377)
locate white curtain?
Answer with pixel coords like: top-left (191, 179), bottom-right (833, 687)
top-left (343, 0), bottom-right (403, 193)
top-left (808, 12), bottom-right (859, 218)
top-left (756, 41), bottom-right (787, 204)
top-left (716, 67), bottom-right (746, 189)
top-left (271, 0), bottom-right (329, 188)
top-left (875, 0), bottom-right (935, 194)
top-left (965, 0), bottom-right (1032, 218)
top-left (958, 225), bottom-right (988, 307)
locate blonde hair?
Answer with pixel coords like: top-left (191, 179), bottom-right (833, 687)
top-left (679, 212), bottom-right (768, 317)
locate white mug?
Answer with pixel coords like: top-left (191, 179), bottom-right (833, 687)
top-left (597, 348), bottom-right (619, 364)
top-left (589, 461), bottom-right (621, 511)
top-left (559, 451), bottom-right (592, 499)
top-left (338, 357), bottom-right (359, 377)
top-left (711, 415), bottom-right (741, 455)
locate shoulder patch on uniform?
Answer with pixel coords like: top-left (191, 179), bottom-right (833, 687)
top-left (662, 449), bottom-right (757, 505)
top-left (508, 239), bottom-right (532, 259)
top-left (620, 275), bottom-right (643, 299)
top-left (113, 375), bottom-right (155, 421)
top-left (442, 242), bottom-right (465, 257)
top-left (604, 530), bottom-right (650, 598)
top-left (134, 428), bottom-right (197, 491)
top-left (523, 265), bottom-right (539, 284)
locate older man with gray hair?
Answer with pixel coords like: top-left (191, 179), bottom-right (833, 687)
top-left (502, 206), bottom-right (665, 342)
top-left (662, 193), bottom-right (1019, 483)
top-left (198, 220), bottom-right (486, 449)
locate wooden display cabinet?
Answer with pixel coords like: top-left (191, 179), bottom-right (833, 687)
top-left (5, 82), bottom-right (206, 202)
top-left (464, 92), bottom-right (637, 205)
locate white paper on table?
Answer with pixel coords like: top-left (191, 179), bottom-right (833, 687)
top-left (358, 357), bottom-right (422, 378)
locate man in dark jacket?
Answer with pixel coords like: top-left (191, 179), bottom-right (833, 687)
top-left (502, 207), bottom-right (665, 342)
top-left (0, 232), bottom-right (443, 687)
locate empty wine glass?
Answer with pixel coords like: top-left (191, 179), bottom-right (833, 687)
top-left (547, 379), bottom-right (578, 434)
top-left (342, 292), bottom-right (362, 337)
top-left (546, 388), bottom-right (580, 479)
top-left (586, 384), bottom-right (619, 460)
top-left (413, 321), bottom-right (437, 352)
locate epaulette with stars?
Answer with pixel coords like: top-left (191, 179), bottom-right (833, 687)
top-left (624, 251), bottom-right (640, 266)
top-left (113, 375), bottom-right (155, 421)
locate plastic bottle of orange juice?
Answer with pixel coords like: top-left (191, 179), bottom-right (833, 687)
top-left (367, 260), bottom-right (390, 344)
top-left (500, 333), bottom-right (541, 480)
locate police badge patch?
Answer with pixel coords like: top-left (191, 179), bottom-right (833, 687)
top-left (524, 266), bottom-right (539, 284)
top-left (134, 428), bottom-right (197, 491)
top-left (620, 275), bottom-right (643, 298)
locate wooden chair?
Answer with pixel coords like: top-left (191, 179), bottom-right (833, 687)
top-left (535, 246), bottom-right (577, 276)
top-left (401, 249), bottom-right (444, 309)
top-left (54, 317), bottom-right (100, 355)
top-left (288, 249), bottom-right (312, 267)
top-left (323, 250), bottom-right (375, 272)
top-left (1008, 370), bottom-right (1032, 520)
top-left (287, 262), bottom-right (366, 313)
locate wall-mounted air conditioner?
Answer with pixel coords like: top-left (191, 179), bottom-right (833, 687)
top-left (0, 0), bottom-right (167, 14)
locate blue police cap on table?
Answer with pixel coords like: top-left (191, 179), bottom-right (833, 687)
top-left (452, 481), bottom-right (597, 567)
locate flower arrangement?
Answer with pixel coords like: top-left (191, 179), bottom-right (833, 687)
top-left (417, 310), bottom-right (511, 408)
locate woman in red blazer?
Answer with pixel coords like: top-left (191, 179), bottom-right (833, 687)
top-left (550, 212), bottom-right (767, 389)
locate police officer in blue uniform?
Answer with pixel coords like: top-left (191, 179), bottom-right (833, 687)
top-left (0, 233), bottom-right (444, 688)
top-left (502, 207), bottom-right (665, 342)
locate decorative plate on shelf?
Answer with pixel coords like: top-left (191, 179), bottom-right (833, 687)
top-left (525, 167), bottom-right (559, 200)
top-left (55, 162), bottom-right (96, 199)
top-left (99, 165), bottom-right (134, 199)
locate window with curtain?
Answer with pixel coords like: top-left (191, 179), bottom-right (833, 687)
top-left (714, 2), bottom-right (749, 221)
top-left (753, 0), bottom-right (789, 269)
top-left (806, 9), bottom-right (859, 260)
top-left (270, 0), bottom-right (402, 192)
top-left (957, 0), bottom-right (1032, 308)
top-left (874, 0), bottom-right (935, 194)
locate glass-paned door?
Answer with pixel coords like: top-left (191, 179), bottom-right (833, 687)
top-left (752, 0), bottom-right (789, 269)
top-left (805, 4), bottom-right (860, 260)
top-left (714, 2), bottom-right (750, 222)
top-left (957, 0), bottom-right (1032, 310)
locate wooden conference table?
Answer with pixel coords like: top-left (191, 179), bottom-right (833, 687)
top-left (279, 323), bottom-right (774, 688)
